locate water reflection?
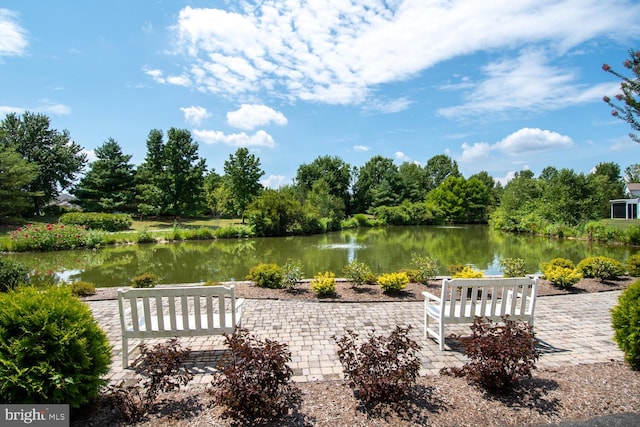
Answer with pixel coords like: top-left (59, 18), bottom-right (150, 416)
top-left (7, 225), bottom-right (639, 288)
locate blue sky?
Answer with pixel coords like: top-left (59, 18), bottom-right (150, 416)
top-left (2, 1), bottom-right (640, 188)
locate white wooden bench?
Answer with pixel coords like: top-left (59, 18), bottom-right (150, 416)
top-left (423, 277), bottom-right (538, 350)
top-left (117, 284), bottom-right (244, 368)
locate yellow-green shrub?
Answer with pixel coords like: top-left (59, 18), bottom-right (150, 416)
top-left (627, 253), bottom-right (640, 277)
top-left (132, 273), bottom-right (158, 288)
top-left (310, 271), bottom-right (336, 296)
top-left (544, 266), bottom-right (582, 289)
top-left (452, 266), bottom-right (484, 278)
top-left (246, 263), bottom-right (284, 289)
top-left (577, 256), bottom-right (624, 281)
top-left (70, 281), bottom-right (96, 297)
top-left (377, 272), bottom-right (409, 292)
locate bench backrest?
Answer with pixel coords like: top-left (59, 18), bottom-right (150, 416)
top-left (440, 277), bottom-right (538, 321)
top-left (118, 285), bottom-right (239, 335)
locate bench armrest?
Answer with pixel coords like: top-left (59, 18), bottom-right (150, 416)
top-left (422, 291), bottom-right (441, 304)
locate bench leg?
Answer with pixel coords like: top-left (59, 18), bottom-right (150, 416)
top-left (438, 321), bottom-right (445, 351)
top-left (122, 336), bottom-right (128, 369)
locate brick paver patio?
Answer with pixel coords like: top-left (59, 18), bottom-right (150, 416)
top-left (88, 290), bottom-right (625, 386)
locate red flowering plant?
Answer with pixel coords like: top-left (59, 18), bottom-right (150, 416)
top-left (602, 49), bottom-right (640, 143)
top-left (10, 223), bottom-right (95, 251)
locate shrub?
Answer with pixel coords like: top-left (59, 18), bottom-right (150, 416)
top-left (334, 326), bottom-right (422, 404)
top-left (411, 253), bottom-right (439, 284)
top-left (452, 266), bottom-right (484, 278)
top-left (577, 256), bottom-right (625, 282)
top-left (544, 265), bottom-right (582, 289)
top-left (214, 224), bottom-right (254, 238)
top-left (70, 281), bottom-right (96, 297)
top-left (0, 256), bottom-right (30, 292)
top-left (132, 273), bottom-right (158, 288)
top-left (310, 271), bottom-right (336, 296)
top-left (447, 264), bottom-right (465, 275)
top-left (59, 212), bottom-right (132, 232)
top-left (209, 328), bottom-right (301, 419)
top-left (342, 260), bottom-right (374, 288)
top-left (625, 225), bottom-right (640, 246)
top-left (9, 223), bottom-right (95, 251)
top-left (541, 258), bottom-right (581, 289)
top-left (246, 263), bottom-right (284, 289)
top-left (500, 257), bottom-right (527, 278)
top-left (109, 338), bottom-right (193, 422)
top-left (282, 258), bottom-right (304, 291)
top-left (135, 227), bottom-right (156, 244)
top-left (0, 286), bottom-right (111, 407)
top-left (627, 253), bottom-right (640, 277)
top-left (611, 280), bottom-right (640, 369)
top-left (442, 316), bottom-right (539, 393)
top-left (377, 272), bottom-right (409, 292)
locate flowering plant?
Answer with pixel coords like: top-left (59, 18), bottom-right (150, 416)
top-left (10, 223), bottom-right (95, 251)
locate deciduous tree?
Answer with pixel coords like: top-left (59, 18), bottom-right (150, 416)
top-left (224, 147), bottom-right (264, 222)
top-left (0, 111), bottom-right (87, 214)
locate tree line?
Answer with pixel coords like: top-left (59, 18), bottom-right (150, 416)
top-left (0, 110), bottom-right (638, 237)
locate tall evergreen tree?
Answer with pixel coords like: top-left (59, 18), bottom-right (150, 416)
top-left (0, 111), bottom-right (87, 214)
top-left (0, 145), bottom-right (39, 217)
top-left (135, 128), bottom-right (206, 216)
top-left (72, 138), bottom-right (136, 212)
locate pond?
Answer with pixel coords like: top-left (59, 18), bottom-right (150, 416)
top-left (6, 225), bottom-right (639, 288)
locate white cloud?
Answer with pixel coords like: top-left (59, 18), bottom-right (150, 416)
top-left (363, 97), bottom-right (412, 114)
top-left (493, 128), bottom-right (573, 155)
top-left (262, 174), bottom-right (287, 188)
top-left (193, 129), bottom-right (276, 147)
top-left (353, 145), bottom-right (370, 152)
top-left (394, 151), bottom-right (414, 163)
top-left (180, 106), bottom-right (210, 126)
top-left (495, 171), bottom-right (517, 186)
top-left (0, 101), bottom-right (71, 116)
top-left (227, 104), bottom-right (287, 130)
top-left (162, 1), bottom-right (640, 107)
top-left (0, 9), bottom-right (27, 56)
top-left (166, 75), bottom-right (192, 86)
top-left (460, 142), bottom-right (491, 163)
top-left (438, 49), bottom-right (622, 118)
top-left (83, 149), bottom-right (97, 163)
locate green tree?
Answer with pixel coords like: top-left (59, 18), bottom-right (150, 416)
top-left (224, 147), bottom-right (265, 222)
top-left (352, 156), bottom-right (402, 212)
top-left (423, 154), bottom-right (460, 193)
top-left (135, 129), bottom-right (206, 216)
top-left (490, 170), bottom-right (543, 232)
top-left (72, 138), bottom-right (136, 212)
top-left (602, 49), bottom-right (640, 143)
top-left (0, 111), bottom-right (87, 214)
top-left (398, 161), bottom-right (427, 202)
top-left (624, 164), bottom-right (640, 182)
top-left (246, 188), bottom-right (303, 236)
top-left (587, 162), bottom-right (625, 218)
top-left (295, 155), bottom-right (353, 214)
top-left (304, 178), bottom-right (345, 226)
top-left (425, 175), bottom-right (488, 223)
top-left (0, 145), bottom-right (39, 217)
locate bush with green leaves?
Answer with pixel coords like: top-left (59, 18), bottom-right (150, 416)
top-left (310, 271), bottom-right (336, 296)
top-left (214, 224), bottom-right (254, 238)
top-left (0, 256), bottom-right (29, 292)
top-left (500, 257), bottom-right (527, 278)
top-left (452, 266), bottom-right (484, 278)
top-left (627, 253), bottom-right (640, 277)
top-left (0, 286), bottom-right (111, 407)
top-left (60, 212), bottom-right (132, 232)
top-left (342, 260), bottom-right (374, 287)
top-left (132, 273), bottom-right (158, 288)
top-left (9, 222), bottom-right (98, 251)
top-left (70, 281), bottom-right (96, 297)
top-left (611, 280), bottom-right (640, 369)
top-left (442, 316), bottom-right (539, 393)
top-left (282, 258), bottom-right (304, 290)
top-left (135, 227), bottom-right (156, 244)
top-left (377, 272), bottom-right (409, 292)
top-left (209, 328), bottom-right (301, 419)
top-left (109, 338), bottom-right (193, 422)
top-left (411, 253), bottom-right (439, 284)
top-left (577, 256), bottom-right (625, 282)
top-left (334, 326), bottom-right (422, 404)
top-left (246, 263), bottom-right (284, 289)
